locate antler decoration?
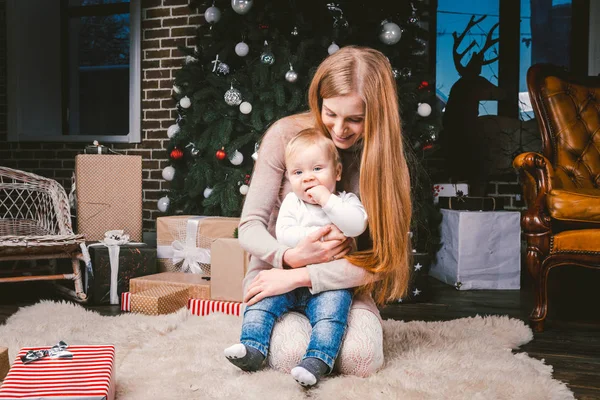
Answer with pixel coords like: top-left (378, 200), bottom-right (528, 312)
top-left (452, 15), bottom-right (499, 77)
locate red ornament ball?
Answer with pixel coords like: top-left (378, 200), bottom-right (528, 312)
top-left (216, 149), bottom-right (227, 160)
top-left (419, 80), bottom-right (430, 90)
top-left (170, 148), bottom-right (184, 160)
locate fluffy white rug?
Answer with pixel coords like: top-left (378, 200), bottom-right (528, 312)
top-left (0, 301), bottom-right (573, 400)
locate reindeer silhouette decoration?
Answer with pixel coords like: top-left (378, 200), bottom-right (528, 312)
top-left (441, 15), bottom-right (505, 196)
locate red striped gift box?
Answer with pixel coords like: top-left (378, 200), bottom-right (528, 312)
top-left (187, 299), bottom-right (244, 317)
top-left (120, 292), bottom-right (131, 312)
top-left (0, 345), bottom-right (116, 400)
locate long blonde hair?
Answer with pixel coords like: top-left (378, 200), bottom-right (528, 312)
top-left (308, 46), bottom-right (412, 305)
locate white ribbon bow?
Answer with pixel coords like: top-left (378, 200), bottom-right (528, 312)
top-left (171, 239), bottom-right (211, 275)
top-left (101, 230), bottom-right (130, 305)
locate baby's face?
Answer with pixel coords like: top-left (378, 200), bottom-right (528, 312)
top-left (286, 144), bottom-right (340, 204)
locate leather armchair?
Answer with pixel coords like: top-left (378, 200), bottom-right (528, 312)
top-left (513, 64), bottom-right (600, 332)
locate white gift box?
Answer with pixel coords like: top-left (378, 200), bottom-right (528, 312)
top-left (429, 209), bottom-right (521, 290)
top-left (432, 183), bottom-right (469, 203)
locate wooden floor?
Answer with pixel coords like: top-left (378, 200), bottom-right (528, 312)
top-left (1, 268), bottom-right (599, 399)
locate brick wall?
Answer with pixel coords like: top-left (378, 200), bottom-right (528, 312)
top-left (0, 0), bottom-right (202, 231)
top-left (0, 0), bottom-right (524, 233)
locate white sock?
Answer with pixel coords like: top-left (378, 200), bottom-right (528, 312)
top-left (291, 366), bottom-right (317, 387)
top-left (224, 343), bottom-right (246, 359)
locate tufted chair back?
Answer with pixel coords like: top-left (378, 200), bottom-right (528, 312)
top-left (528, 64), bottom-right (600, 190)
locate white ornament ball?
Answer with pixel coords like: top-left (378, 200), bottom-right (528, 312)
top-left (167, 124), bottom-right (180, 138)
top-left (204, 6), bottom-right (221, 24)
top-left (162, 166), bottom-right (175, 181)
top-left (185, 55), bottom-right (197, 64)
top-left (157, 196), bottom-right (170, 212)
top-left (239, 184), bottom-right (249, 195)
top-left (173, 85), bottom-right (181, 94)
top-left (328, 42), bottom-right (340, 55)
top-left (203, 187), bottom-right (213, 198)
top-left (229, 150), bottom-right (244, 166)
top-left (379, 22), bottom-right (402, 45)
top-left (235, 41), bottom-right (249, 57)
top-left (239, 101), bottom-right (253, 114)
top-left (231, 0), bottom-right (253, 15)
top-left (180, 96), bottom-right (191, 109)
top-left (417, 103), bottom-right (432, 117)
top-left (285, 69), bottom-right (298, 83)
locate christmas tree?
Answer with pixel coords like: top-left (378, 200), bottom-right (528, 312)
top-left (161, 0), bottom-right (440, 255)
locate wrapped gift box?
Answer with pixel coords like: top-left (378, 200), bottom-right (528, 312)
top-left (86, 243), bottom-right (157, 305)
top-left (188, 299), bottom-right (244, 317)
top-left (210, 238), bottom-right (249, 302)
top-left (76, 154), bottom-right (143, 241)
top-left (438, 196), bottom-right (505, 211)
top-left (432, 183), bottom-right (469, 204)
top-left (130, 272), bottom-right (210, 300)
top-left (156, 216), bottom-right (240, 275)
top-left (0, 345), bottom-right (116, 400)
top-left (0, 347), bottom-right (8, 382)
top-left (130, 286), bottom-right (189, 315)
top-left (429, 209), bottom-right (521, 290)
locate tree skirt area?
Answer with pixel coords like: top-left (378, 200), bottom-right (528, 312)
top-left (0, 301), bottom-right (573, 400)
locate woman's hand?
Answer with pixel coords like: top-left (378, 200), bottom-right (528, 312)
top-left (283, 224), bottom-right (353, 268)
top-left (244, 268), bottom-right (311, 306)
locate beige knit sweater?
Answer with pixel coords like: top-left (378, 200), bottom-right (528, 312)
top-left (238, 113), bottom-right (380, 317)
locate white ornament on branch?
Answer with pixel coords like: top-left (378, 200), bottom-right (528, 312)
top-left (179, 96), bottom-right (191, 109)
top-left (239, 101), bottom-right (252, 114)
top-left (417, 103), bottom-right (432, 117)
top-left (167, 124), bottom-right (180, 138)
top-left (235, 41), bottom-right (249, 57)
top-left (204, 6), bottom-right (221, 24)
top-left (328, 42), bottom-right (340, 55)
top-left (157, 196), bottom-right (170, 212)
top-left (162, 166), bottom-right (175, 181)
top-left (239, 184), bottom-right (249, 195)
top-left (203, 187), bottom-right (213, 198)
top-left (173, 85), bottom-right (181, 94)
top-left (229, 150), bottom-right (244, 166)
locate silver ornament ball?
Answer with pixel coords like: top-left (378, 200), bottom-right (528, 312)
top-left (231, 0), bottom-right (253, 15)
top-left (216, 62), bottom-right (230, 76)
top-left (379, 22), bottom-right (402, 45)
top-left (285, 69), bottom-right (298, 83)
top-left (224, 88), bottom-right (243, 106)
top-left (204, 6), bottom-right (221, 24)
top-left (235, 41), bottom-right (249, 57)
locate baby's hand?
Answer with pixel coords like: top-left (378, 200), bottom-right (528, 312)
top-left (306, 185), bottom-right (331, 206)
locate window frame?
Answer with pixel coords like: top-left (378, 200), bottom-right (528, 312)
top-left (7, 0), bottom-right (141, 143)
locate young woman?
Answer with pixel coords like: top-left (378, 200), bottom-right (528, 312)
top-left (237, 45), bottom-right (412, 377)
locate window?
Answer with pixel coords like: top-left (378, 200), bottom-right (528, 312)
top-left (7, 0), bottom-right (141, 143)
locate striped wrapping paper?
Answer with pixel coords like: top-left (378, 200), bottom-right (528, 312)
top-left (187, 299), bottom-right (244, 317)
top-left (121, 292), bottom-right (131, 312)
top-left (0, 345), bottom-right (116, 400)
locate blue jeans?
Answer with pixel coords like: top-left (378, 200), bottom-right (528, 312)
top-left (240, 287), bottom-right (353, 372)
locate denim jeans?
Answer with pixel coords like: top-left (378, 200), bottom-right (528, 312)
top-left (240, 287), bottom-right (353, 372)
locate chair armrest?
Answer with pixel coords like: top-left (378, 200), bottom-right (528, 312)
top-left (513, 152), bottom-right (554, 234)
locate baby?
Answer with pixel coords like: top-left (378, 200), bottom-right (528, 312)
top-left (224, 128), bottom-right (367, 387)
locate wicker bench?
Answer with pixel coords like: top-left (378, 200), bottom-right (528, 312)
top-left (0, 167), bottom-right (88, 301)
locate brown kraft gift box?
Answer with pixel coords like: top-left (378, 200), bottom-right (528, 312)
top-left (156, 216), bottom-right (240, 274)
top-left (130, 285), bottom-right (189, 315)
top-left (130, 272), bottom-right (210, 299)
top-left (75, 154), bottom-right (143, 241)
top-left (210, 238), bottom-right (249, 302)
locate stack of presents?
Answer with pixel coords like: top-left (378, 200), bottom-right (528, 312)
top-left (0, 153), bottom-right (249, 398)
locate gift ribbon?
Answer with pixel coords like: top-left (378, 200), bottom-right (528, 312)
top-left (21, 341), bottom-right (73, 364)
top-left (88, 230), bottom-right (143, 305)
top-left (168, 217), bottom-right (210, 275)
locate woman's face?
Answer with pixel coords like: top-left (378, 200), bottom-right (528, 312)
top-left (321, 93), bottom-right (365, 150)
